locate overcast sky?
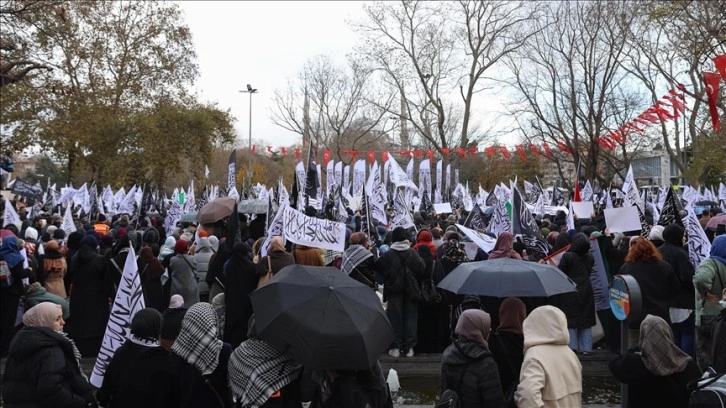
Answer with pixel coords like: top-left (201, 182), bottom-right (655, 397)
top-left (176, 1), bottom-right (514, 151)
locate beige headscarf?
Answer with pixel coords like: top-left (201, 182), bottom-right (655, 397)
top-left (269, 236), bottom-right (286, 253)
top-left (640, 314), bottom-right (691, 376)
top-left (455, 309), bottom-right (492, 349)
top-left (23, 302), bottom-right (62, 328)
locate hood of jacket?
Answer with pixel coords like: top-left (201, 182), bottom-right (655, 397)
top-left (523, 305), bottom-right (569, 352)
top-left (76, 245), bottom-right (99, 263)
top-left (442, 339), bottom-right (490, 364)
top-left (662, 224), bottom-right (685, 247)
top-left (568, 233), bottom-right (590, 255)
top-left (196, 237), bottom-right (212, 253)
top-left (8, 327), bottom-right (73, 360)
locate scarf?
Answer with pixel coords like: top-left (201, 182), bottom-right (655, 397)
top-left (455, 309), bottom-right (491, 349)
top-left (443, 239), bottom-right (468, 263)
top-left (489, 231), bottom-right (519, 260)
top-left (497, 297), bottom-right (526, 335)
top-left (57, 330), bottom-right (87, 380)
top-left (639, 314), bottom-right (691, 376)
top-left (172, 303), bottom-right (223, 375)
top-left (228, 338), bottom-right (303, 407)
top-left (390, 240), bottom-right (411, 252)
top-left (710, 235), bottom-right (726, 265)
top-left (0, 235), bottom-right (24, 268)
top-left (341, 245), bottom-right (373, 276)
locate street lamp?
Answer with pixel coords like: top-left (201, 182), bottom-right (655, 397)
top-left (239, 84), bottom-right (258, 190)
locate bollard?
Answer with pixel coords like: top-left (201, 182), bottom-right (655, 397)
top-left (609, 274), bottom-right (642, 408)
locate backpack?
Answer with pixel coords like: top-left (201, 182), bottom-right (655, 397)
top-left (688, 367), bottom-right (726, 408)
top-left (0, 260), bottom-right (13, 288)
top-left (436, 354), bottom-right (485, 408)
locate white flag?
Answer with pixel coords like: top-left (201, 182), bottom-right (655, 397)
top-left (566, 200), bottom-right (575, 231)
top-left (386, 153), bottom-right (418, 191)
top-left (260, 204), bottom-right (287, 258)
top-left (205, 165), bottom-right (210, 179)
top-left (3, 198), bottom-right (21, 229)
top-left (61, 204), bottom-right (77, 235)
top-left (365, 162), bottom-right (388, 225)
top-left (352, 159), bottom-right (366, 198)
top-left (90, 245), bottom-right (144, 387)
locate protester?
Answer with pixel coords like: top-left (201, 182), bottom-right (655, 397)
top-left (440, 309), bottom-right (507, 408)
top-left (207, 236), bottom-right (231, 301)
top-left (65, 234), bottom-right (110, 357)
top-left (302, 362), bottom-right (390, 408)
top-left (619, 236), bottom-right (680, 349)
top-left (341, 232), bottom-right (377, 290)
top-left (515, 305), bottom-right (582, 408)
top-left (0, 234), bottom-right (30, 356)
top-left (693, 234), bottom-right (726, 369)
top-left (2, 302), bottom-right (97, 407)
top-left (40, 240), bottom-right (67, 298)
top-left (413, 229), bottom-right (437, 258)
top-left (488, 231), bottom-right (522, 260)
top-left (658, 224), bottom-right (696, 358)
top-left (292, 243), bottom-right (324, 266)
top-left (97, 308), bottom-right (180, 408)
top-left (376, 227), bottom-right (426, 358)
top-left (556, 233), bottom-right (596, 355)
top-left (137, 245), bottom-right (168, 312)
top-left (24, 282), bottom-right (69, 320)
top-left (223, 242), bottom-right (257, 348)
top-left (489, 297), bottom-right (526, 407)
top-left (169, 239), bottom-right (199, 308)
top-left (170, 302), bottom-right (233, 408)
top-left (609, 315), bottom-right (700, 408)
top-left (415, 244), bottom-right (449, 353)
top-left (160, 294), bottom-right (187, 351)
top-left (194, 236), bottom-right (214, 302)
top-left (257, 236), bottom-right (295, 277)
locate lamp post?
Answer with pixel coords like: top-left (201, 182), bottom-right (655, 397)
top-left (239, 84), bottom-right (258, 190)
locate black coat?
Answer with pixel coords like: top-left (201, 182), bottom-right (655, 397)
top-left (619, 260), bottom-right (680, 328)
top-left (304, 362), bottom-right (390, 408)
top-left (658, 242), bottom-right (695, 310)
top-left (2, 327), bottom-right (95, 408)
top-left (170, 343), bottom-right (233, 408)
top-left (609, 353), bottom-right (700, 408)
top-left (207, 245), bottom-right (231, 288)
top-left (1, 261), bottom-right (28, 355)
top-left (66, 246), bottom-right (110, 346)
top-left (375, 247), bottom-right (426, 301)
top-left (557, 235), bottom-right (596, 328)
top-left (96, 341), bottom-right (180, 408)
top-left (440, 340), bottom-right (507, 408)
top-left (223, 247), bottom-right (257, 348)
top-left (488, 331), bottom-right (524, 399)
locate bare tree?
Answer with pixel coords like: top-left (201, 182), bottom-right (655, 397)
top-left (270, 55), bottom-right (396, 164)
top-left (507, 1), bottom-right (657, 187)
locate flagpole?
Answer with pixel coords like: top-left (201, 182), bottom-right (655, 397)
top-left (133, 183), bottom-right (145, 231)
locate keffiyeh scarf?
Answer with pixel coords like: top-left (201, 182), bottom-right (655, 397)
top-left (172, 303), bottom-right (223, 375)
top-left (341, 245), bottom-right (373, 276)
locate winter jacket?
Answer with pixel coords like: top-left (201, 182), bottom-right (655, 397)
top-left (223, 246), bottom-right (257, 348)
top-left (66, 246), bottom-right (110, 343)
top-left (609, 353), bottom-right (700, 408)
top-left (292, 245), bottom-right (324, 267)
top-left (440, 340), bottom-right (507, 408)
top-left (515, 306), bottom-right (582, 408)
top-left (619, 260), bottom-right (680, 328)
top-left (256, 251), bottom-right (295, 276)
top-left (169, 254), bottom-right (199, 308)
top-left (194, 238), bottom-right (214, 296)
top-left (96, 340), bottom-right (180, 408)
top-left (556, 234), bottom-right (596, 328)
top-left (2, 327), bottom-right (95, 408)
top-left (693, 258), bottom-right (726, 319)
top-left (305, 362), bottom-right (389, 408)
top-left (658, 241), bottom-right (695, 310)
top-left (375, 244), bottom-right (426, 301)
top-left (489, 331), bottom-right (524, 400)
top-left (170, 342), bottom-right (233, 408)
top-left (25, 285), bottom-right (70, 320)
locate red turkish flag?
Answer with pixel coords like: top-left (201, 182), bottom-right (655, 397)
top-left (555, 141), bottom-right (572, 154)
top-left (516, 145), bottom-right (527, 161)
top-left (455, 147), bottom-right (467, 157)
top-left (529, 144), bottom-right (542, 157)
top-left (714, 54), bottom-right (726, 82)
top-left (251, 145), bottom-right (257, 155)
top-left (323, 149), bottom-right (332, 166)
top-left (440, 148), bottom-right (450, 156)
top-left (382, 151), bottom-right (389, 162)
top-left (542, 143), bottom-right (552, 159)
top-left (498, 146), bottom-right (510, 159)
top-left (427, 149), bottom-right (434, 162)
top-left (280, 147), bottom-right (288, 156)
top-left (703, 71), bottom-right (721, 132)
top-left (367, 151), bottom-right (375, 164)
top-left (468, 147), bottom-right (478, 155)
top-left (610, 131), bottom-right (624, 143)
top-left (267, 145), bottom-right (274, 154)
top-left (350, 150), bottom-right (360, 162)
top-left (485, 147), bottom-right (495, 157)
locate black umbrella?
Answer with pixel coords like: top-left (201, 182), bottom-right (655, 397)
top-left (437, 258), bottom-right (577, 297)
top-left (250, 265), bottom-right (394, 370)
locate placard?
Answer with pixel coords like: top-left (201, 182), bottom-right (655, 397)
top-left (571, 201), bottom-right (594, 219)
top-left (604, 206), bottom-right (641, 233)
top-left (433, 203), bottom-right (453, 214)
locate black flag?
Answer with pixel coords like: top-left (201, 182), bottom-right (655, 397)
top-left (551, 181), bottom-right (562, 206)
top-left (512, 184), bottom-right (550, 260)
top-left (463, 204), bottom-right (486, 231)
top-left (226, 202), bottom-right (241, 253)
top-left (305, 143), bottom-right (319, 198)
top-left (419, 189), bottom-right (433, 214)
top-left (657, 186), bottom-right (684, 228)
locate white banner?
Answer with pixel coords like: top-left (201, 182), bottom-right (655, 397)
top-left (343, 165), bottom-right (351, 196)
top-left (326, 160), bottom-right (335, 193)
top-left (406, 158), bottom-right (414, 183)
top-left (436, 160), bottom-right (443, 197)
top-left (352, 159), bottom-right (366, 198)
top-left (433, 203), bottom-right (453, 214)
top-left (335, 161), bottom-right (343, 190)
top-left (685, 204), bottom-right (711, 268)
top-left (456, 223), bottom-right (497, 253)
top-left (418, 159), bottom-right (432, 197)
top-left (282, 206), bottom-right (347, 252)
top-left (621, 165), bottom-right (641, 210)
top-left (90, 245), bottom-right (144, 387)
top-left (260, 203), bottom-right (287, 258)
top-left (365, 162), bottom-right (388, 225)
top-left (571, 201), bottom-right (594, 219)
top-left (604, 206), bottom-right (641, 233)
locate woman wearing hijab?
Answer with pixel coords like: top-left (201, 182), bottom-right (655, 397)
top-left (516, 306), bottom-right (582, 408)
top-left (2, 302), bottom-right (97, 407)
top-left (65, 235), bottom-right (109, 357)
top-left (137, 245), bottom-right (168, 312)
top-left (440, 238), bottom-right (469, 275)
top-left (1, 235), bottom-right (30, 356)
top-left (171, 302), bottom-right (233, 408)
top-left (159, 236), bottom-right (176, 265)
top-left (415, 244), bottom-right (449, 353)
top-left (97, 308), bottom-right (180, 408)
top-left (488, 231), bottom-right (522, 260)
top-left (440, 309), bottom-right (507, 408)
top-left (169, 239), bottom-right (199, 308)
top-left (195, 236), bottom-right (215, 302)
top-left (40, 240), bottom-right (67, 298)
top-left (256, 236), bottom-right (295, 277)
top-left (160, 295), bottom-right (187, 350)
top-left (609, 315), bottom-right (700, 408)
top-left (413, 229), bottom-right (437, 259)
top-left (693, 234), bottom-right (726, 369)
top-left (556, 233), bottom-right (596, 355)
top-left (223, 242), bottom-right (258, 348)
top-left (489, 298), bottom-right (526, 407)
top-left (341, 232), bottom-right (377, 290)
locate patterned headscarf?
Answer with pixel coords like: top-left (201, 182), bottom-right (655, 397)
top-left (443, 238), bottom-right (468, 263)
top-left (172, 302), bottom-right (223, 375)
top-left (639, 315), bottom-right (691, 376)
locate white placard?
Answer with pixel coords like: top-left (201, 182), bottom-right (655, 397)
top-left (604, 207), bottom-right (641, 233)
top-left (433, 203), bottom-right (453, 214)
top-left (282, 206), bottom-right (346, 252)
top-left (571, 201), bottom-right (594, 219)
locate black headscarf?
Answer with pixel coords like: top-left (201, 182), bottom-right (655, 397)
top-left (131, 308), bottom-right (163, 341)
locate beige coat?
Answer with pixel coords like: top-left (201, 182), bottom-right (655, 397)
top-left (516, 305), bottom-right (582, 408)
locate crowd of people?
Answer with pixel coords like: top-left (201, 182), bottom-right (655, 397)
top-left (0, 196), bottom-right (725, 407)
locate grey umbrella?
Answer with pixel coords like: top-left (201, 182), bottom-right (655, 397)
top-left (437, 258), bottom-right (577, 297)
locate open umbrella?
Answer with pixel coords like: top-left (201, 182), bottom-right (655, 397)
top-left (437, 258), bottom-right (577, 297)
top-left (250, 265), bottom-right (393, 370)
top-left (706, 213), bottom-right (726, 231)
top-left (197, 196), bottom-right (236, 224)
top-left (238, 199), bottom-right (268, 214)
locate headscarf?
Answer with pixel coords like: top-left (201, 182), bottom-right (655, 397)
top-left (0, 235), bottom-right (24, 268)
top-left (174, 239), bottom-right (188, 255)
top-left (488, 231), bottom-right (520, 260)
top-left (169, 294), bottom-right (185, 309)
top-left (24, 227), bottom-right (38, 241)
top-left (710, 235), bottom-right (726, 265)
top-left (443, 238), bottom-right (468, 263)
top-left (209, 236), bottom-right (220, 253)
top-left (639, 314), bottom-right (691, 376)
top-left (129, 308), bottom-right (163, 346)
top-left (269, 236), bottom-right (286, 253)
top-left (341, 244), bottom-right (374, 277)
top-left (455, 309), bottom-right (491, 349)
top-left (79, 235), bottom-right (98, 249)
top-left (171, 302), bottom-right (223, 375)
top-left (23, 302), bottom-right (61, 328)
top-left (497, 297), bottom-right (526, 335)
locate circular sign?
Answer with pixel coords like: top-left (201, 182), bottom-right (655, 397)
top-left (609, 275), bottom-right (642, 321)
